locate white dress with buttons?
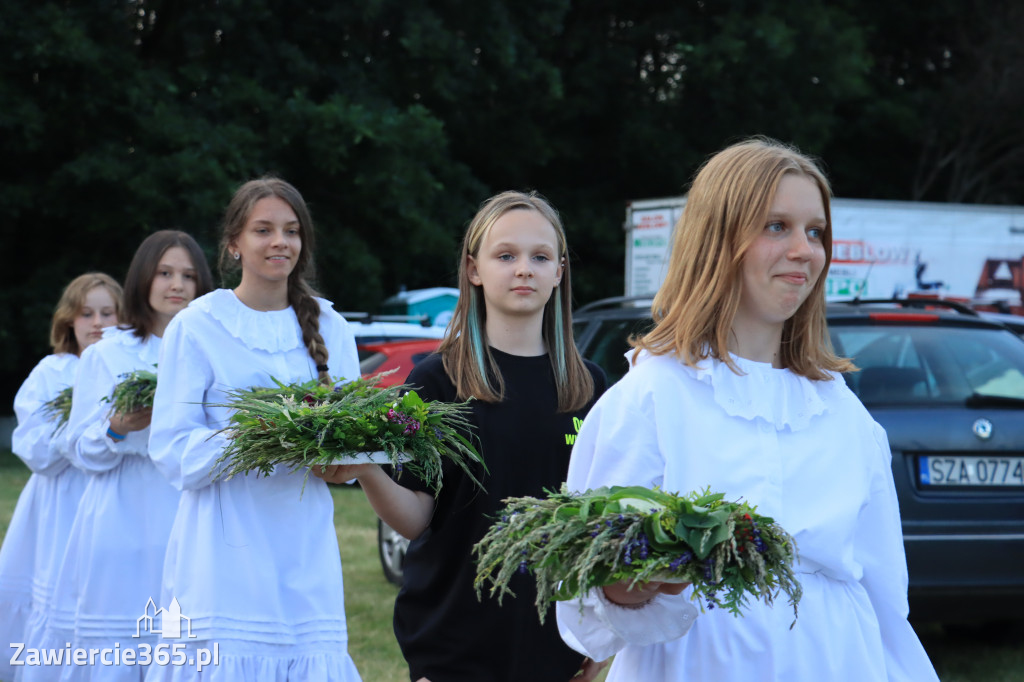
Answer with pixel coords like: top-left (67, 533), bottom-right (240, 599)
top-left (556, 350), bottom-right (939, 682)
top-left (146, 289), bottom-right (362, 681)
top-left (0, 354), bottom-right (89, 682)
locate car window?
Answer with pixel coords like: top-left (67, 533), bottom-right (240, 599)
top-left (580, 317), bottom-right (655, 385)
top-left (572, 321), bottom-right (588, 343)
top-left (831, 325), bottom-right (1024, 405)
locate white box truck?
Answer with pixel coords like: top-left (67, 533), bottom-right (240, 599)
top-left (625, 196), bottom-right (1024, 310)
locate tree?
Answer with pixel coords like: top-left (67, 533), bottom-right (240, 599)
top-left (822, 0), bottom-right (1024, 205)
top-left (908, 3), bottom-right (1024, 203)
top-left (2, 0), bottom-right (1014, 406)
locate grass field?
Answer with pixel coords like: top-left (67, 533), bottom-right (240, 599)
top-left (1, 449), bottom-right (1022, 681)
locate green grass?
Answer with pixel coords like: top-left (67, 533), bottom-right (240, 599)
top-left (329, 483), bottom-right (406, 681)
top-left (1, 449), bottom-right (1022, 681)
top-left (0, 449), bottom-right (32, 539)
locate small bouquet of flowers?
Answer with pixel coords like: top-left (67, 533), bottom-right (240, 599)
top-left (473, 485), bottom-right (801, 623)
top-left (41, 386), bottom-right (74, 434)
top-left (211, 375), bottom-right (484, 493)
top-left (102, 367), bottom-right (158, 415)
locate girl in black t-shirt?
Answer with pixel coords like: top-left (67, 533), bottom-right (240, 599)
top-left (316, 190), bottom-right (607, 682)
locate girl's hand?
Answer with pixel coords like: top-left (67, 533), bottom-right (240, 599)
top-left (310, 462), bottom-right (376, 484)
top-left (602, 578), bottom-right (690, 607)
top-left (573, 657), bottom-right (609, 681)
top-left (110, 407), bottom-right (152, 435)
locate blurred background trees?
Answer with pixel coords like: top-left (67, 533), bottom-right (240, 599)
top-left (2, 0), bottom-right (1022, 403)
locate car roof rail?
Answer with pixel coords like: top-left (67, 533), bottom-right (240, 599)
top-left (340, 312), bottom-right (433, 327)
top-left (576, 295), bottom-right (653, 313)
top-left (834, 297), bottom-right (979, 316)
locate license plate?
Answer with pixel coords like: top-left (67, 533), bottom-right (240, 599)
top-left (919, 456), bottom-right (1024, 487)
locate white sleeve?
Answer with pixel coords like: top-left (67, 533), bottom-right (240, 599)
top-left (11, 360), bottom-right (72, 476)
top-left (148, 317), bottom-right (228, 491)
top-left (65, 344), bottom-right (144, 474)
top-left (556, 389), bottom-right (698, 662)
top-left (854, 423), bottom-right (939, 682)
top-left (326, 307), bottom-right (361, 384)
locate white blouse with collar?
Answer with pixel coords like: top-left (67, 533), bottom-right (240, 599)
top-left (147, 289), bottom-right (363, 681)
top-left (557, 350), bottom-right (938, 682)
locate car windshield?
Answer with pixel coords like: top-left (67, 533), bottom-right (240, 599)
top-left (830, 325), bottom-right (1024, 406)
top-left (574, 317), bottom-right (655, 385)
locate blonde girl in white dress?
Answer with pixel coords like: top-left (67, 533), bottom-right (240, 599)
top-left (1, 273), bottom-right (121, 682)
top-left (147, 178), bottom-right (362, 681)
top-left (556, 138), bottom-right (940, 682)
top-left (24, 231), bottom-right (212, 682)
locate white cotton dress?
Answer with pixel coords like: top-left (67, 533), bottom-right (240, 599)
top-left (146, 289), bottom-right (362, 681)
top-left (1, 354), bottom-right (89, 682)
top-left (556, 350), bottom-right (939, 682)
top-left (22, 328), bottom-right (178, 682)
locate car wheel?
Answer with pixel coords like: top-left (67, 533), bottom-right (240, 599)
top-left (378, 519), bottom-right (409, 586)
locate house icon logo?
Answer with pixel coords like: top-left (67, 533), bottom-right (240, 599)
top-left (135, 597), bottom-right (197, 639)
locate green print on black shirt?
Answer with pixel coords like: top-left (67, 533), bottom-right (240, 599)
top-left (565, 416), bottom-right (584, 445)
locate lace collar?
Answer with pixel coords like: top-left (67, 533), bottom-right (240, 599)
top-left (193, 289), bottom-right (331, 353)
top-left (632, 349), bottom-right (845, 432)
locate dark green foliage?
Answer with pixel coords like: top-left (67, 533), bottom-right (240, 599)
top-left (474, 485), bottom-right (801, 624)
top-left (4, 0), bottom-right (1022, 409)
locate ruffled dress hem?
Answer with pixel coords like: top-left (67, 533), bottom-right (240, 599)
top-left (143, 643), bottom-right (361, 682)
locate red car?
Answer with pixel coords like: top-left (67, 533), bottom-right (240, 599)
top-left (358, 338), bottom-right (441, 387)
top-left (358, 338), bottom-right (443, 585)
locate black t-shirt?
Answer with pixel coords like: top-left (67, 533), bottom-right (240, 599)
top-left (394, 348), bottom-right (607, 682)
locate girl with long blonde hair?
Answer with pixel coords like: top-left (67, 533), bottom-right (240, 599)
top-left (555, 138), bottom-right (938, 682)
top-left (0, 273), bottom-right (121, 682)
top-left (317, 190), bottom-right (608, 682)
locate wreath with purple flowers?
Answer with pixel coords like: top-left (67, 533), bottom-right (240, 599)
top-left (473, 485), bottom-right (802, 623)
top-left (210, 375), bottom-right (484, 494)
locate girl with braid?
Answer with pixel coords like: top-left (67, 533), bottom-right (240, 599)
top-left (148, 178), bottom-right (362, 681)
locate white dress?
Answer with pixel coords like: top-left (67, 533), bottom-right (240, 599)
top-left (1, 354), bottom-right (89, 682)
top-left (146, 289), bottom-right (362, 681)
top-left (23, 328), bottom-right (178, 682)
top-left (556, 351), bottom-right (939, 682)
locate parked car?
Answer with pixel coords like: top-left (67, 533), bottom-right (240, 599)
top-left (359, 338), bottom-right (442, 388)
top-left (360, 338), bottom-right (442, 585)
top-left (979, 310), bottom-right (1024, 337)
top-left (572, 296), bottom-right (1024, 623)
top-left (348, 315), bottom-right (447, 345)
top-left (377, 517), bottom-right (410, 586)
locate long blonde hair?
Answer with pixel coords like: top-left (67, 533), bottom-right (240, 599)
top-left (441, 190), bottom-right (595, 411)
top-left (634, 137), bottom-right (854, 380)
